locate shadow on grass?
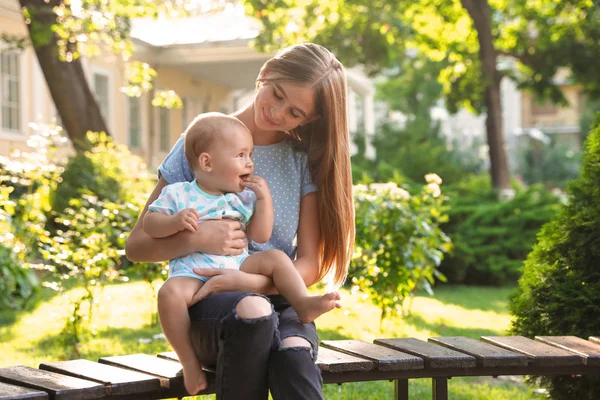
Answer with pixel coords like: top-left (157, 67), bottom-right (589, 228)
top-left (403, 313), bottom-right (507, 338)
top-left (425, 285), bottom-right (516, 314)
top-left (0, 285), bottom-right (64, 343)
top-left (34, 324), bottom-right (168, 362)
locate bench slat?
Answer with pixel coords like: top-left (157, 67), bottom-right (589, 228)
top-left (590, 337), bottom-right (600, 345)
top-left (0, 382), bottom-right (48, 400)
top-left (481, 336), bottom-right (583, 367)
top-left (39, 359), bottom-right (162, 395)
top-left (535, 336), bottom-right (600, 366)
top-left (321, 340), bottom-right (424, 371)
top-left (98, 354), bottom-right (181, 388)
top-left (316, 347), bottom-right (374, 373)
top-left (374, 338), bottom-right (476, 368)
top-left (0, 366), bottom-right (105, 400)
top-left (156, 352), bottom-right (178, 363)
top-left (428, 337), bottom-right (528, 367)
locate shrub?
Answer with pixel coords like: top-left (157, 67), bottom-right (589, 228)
top-left (509, 115), bottom-right (600, 399)
top-left (351, 124), bottom-right (485, 186)
top-left (438, 175), bottom-right (561, 285)
top-left (350, 175), bottom-right (452, 323)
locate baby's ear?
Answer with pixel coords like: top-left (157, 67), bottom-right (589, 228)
top-left (199, 153), bottom-right (212, 171)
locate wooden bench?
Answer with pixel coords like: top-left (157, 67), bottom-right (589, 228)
top-left (1, 335), bottom-right (599, 400)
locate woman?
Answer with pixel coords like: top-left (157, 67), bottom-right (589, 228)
top-left (126, 43), bottom-right (354, 399)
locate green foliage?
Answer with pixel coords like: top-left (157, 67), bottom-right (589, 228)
top-left (350, 177), bottom-right (452, 323)
top-left (1, 126), bottom-right (164, 345)
top-left (515, 140), bottom-right (581, 188)
top-left (52, 131), bottom-right (151, 213)
top-left (510, 116), bottom-right (600, 399)
top-left (0, 242), bottom-right (38, 310)
top-left (357, 123), bottom-right (484, 186)
top-left (439, 175), bottom-right (561, 285)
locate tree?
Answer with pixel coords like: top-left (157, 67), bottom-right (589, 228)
top-left (245, 0), bottom-right (600, 191)
top-left (13, 0), bottom-right (195, 151)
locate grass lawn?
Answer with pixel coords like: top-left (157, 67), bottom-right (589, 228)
top-left (0, 282), bottom-right (545, 399)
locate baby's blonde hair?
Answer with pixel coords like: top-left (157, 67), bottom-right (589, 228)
top-left (184, 112), bottom-right (249, 170)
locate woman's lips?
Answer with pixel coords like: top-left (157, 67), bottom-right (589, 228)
top-left (263, 108), bottom-right (278, 126)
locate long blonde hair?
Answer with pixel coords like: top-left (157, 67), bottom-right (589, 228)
top-left (257, 43), bottom-right (354, 287)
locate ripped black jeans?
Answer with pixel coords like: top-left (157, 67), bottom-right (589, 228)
top-left (188, 292), bottom-right (324, 400)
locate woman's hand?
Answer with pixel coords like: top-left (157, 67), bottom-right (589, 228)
top-left (191, 268), bottom-right (274, 302)
top-left (195, 220), bottom-right (248, 256)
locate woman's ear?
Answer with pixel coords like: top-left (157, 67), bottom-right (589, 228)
top-left (199, 153), bottom-right (212, 172)
top-left (301, 115), bottom-right (320, 126)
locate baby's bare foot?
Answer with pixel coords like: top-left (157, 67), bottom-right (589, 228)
top-left (297, 292), bottom-right (341, 324)
top-left (181, 361), bottom-right (208, 395)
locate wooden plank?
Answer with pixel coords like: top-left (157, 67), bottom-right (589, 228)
top-left (374, 338), bottom-right (476, 368)
top-left (156, 353), bottom-right (215, 373)
top-left (481, 336), bottom-right (583, 367)
top-left (535, 336), bottom-right (600, 366)
top-left (321, 340), bottom-right (424, 371)
top-left (156, 353), bottom-right (178, 363)
top-left (429, 337), bottom-right (528, 367)
top-left (0, 366), bottom-right (105, 400)
top-left (98, 355), bottom-right (181, 388)
top-left (316, 347), bottom-right (374, 373)
top-left (0, 382), bottom-right (48, 400)
top-left (39, 359), bottom-right (162, 395)
top-left (590, 337), bottom-right (600, 345)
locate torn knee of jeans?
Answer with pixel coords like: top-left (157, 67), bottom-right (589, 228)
top-left (231, 294), bottom-right (276, 324)
top-left (278, 342), bottom-right (315, 360)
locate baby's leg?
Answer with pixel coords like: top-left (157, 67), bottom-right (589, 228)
top-left (157, 277), bottom-right (207, 395)
top-left (240, 250), bottom-right (341, 323)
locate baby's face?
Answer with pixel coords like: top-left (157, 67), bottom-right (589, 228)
top-left (210, 124), bottom-right (254, 193)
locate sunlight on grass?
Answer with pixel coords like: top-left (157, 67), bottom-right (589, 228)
top-left (1, 282), bottom-right (543, 399)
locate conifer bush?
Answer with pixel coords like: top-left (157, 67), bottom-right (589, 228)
top-left (509, 114), bottom-right (600, 399)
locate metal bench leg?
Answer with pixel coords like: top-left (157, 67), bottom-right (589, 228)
top-left (394, 379), bottom-right (408, 400)
top-left (432, 377), bottom-right (448, 400)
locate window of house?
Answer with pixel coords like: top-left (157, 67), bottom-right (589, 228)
top-left (128, 96), bottom-right (141, 149)
top-left (159, 107), bottom-right (170, 151)
top-left (93, 72), bottom-right (110, 123)
top-left (1, 51), bottom-right (21, 132)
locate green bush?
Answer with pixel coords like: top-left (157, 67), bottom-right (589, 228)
top-left (509, 115), bottom-right (600, 400)
top-left (439, 175), bottom-right (561, 285)
top-left (350, 176), bottom-right (452, 323)
top-left (515, 140), bottom-right (581, 188)
top-left (351, 124), bottom-right (484, 186)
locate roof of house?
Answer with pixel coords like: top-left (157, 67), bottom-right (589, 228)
top-left (130, 4), bottom-right (260, 47)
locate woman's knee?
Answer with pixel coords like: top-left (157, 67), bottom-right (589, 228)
top-left (280, 336), bottom-right (311, 349)
top-left (235, 295), bottom-right (273, 319)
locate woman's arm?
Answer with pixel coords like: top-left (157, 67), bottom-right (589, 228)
top-left (125, 178), bottom-right (248, 262)
top-left (293, 192), bottom-right (321, 287)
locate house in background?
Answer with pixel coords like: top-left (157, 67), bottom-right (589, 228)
top-left (0, 2), bottom-right (376, 169)
top-left (433, 66), bottom-right (586, 172)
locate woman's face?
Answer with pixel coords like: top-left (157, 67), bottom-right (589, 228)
top-left (253, 80), bottom-right (318, 133)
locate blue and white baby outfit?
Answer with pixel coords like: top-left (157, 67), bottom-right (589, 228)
top-left (148, 180), bottom-right (256, 282)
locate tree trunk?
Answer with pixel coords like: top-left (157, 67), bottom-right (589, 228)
top-left (18, 0), bottom-right (110, 152)
top-left (461, 0), bottom-right (511, 191)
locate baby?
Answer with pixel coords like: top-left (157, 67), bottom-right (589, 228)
top-left (144, 112), bottom-right (340, 395)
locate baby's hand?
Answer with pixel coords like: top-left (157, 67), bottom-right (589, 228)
top-left (174, 208), bottom-right (200, 232)
top-left (242, 175), bottom-right (271, 201)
